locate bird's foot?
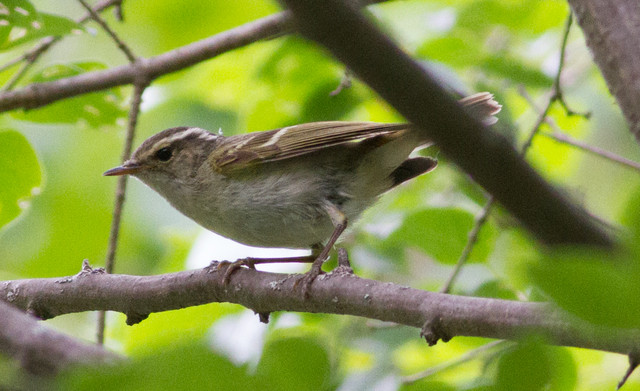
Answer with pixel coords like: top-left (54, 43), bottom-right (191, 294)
top-left (218, 255), bottom-right (317, 284)
top-left (219, 257), bottom-right (257, 285)
top-left (294, 264), bottom-right (324, 299)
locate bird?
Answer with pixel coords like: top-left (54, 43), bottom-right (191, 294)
top-left (104, 92), bottom-right (500, 295)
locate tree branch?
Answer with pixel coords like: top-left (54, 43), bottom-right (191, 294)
top-left (0, 12), bottom-right (292, 112)
top-left (1, 264), bottom-right (639, 355)
top-left (568, 0), bottom-right (640, 141)
top-left (278, 0), bottom-right (612, 247)
top-left (0, 301), bottom-right (118, 376)
top-left (0, 0), bottom-right (122, 91)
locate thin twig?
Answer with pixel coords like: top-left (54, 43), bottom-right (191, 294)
top-left (2, 61), bottom-right (33, 92)
top-left (89, 0), bottom-right (144, 342)
top-left (0, 47), bottom-right (39, 74)
top-left (113, 0), bottom-right (124, 21)
top-left (520, 22), bottom-right (621, 229)
top-left (540, 126), bottom-right (640, 173)
top-left (440, 91), bottom-right (551, 294)
top-left (520, 90), bottom-right (555, 155)
top-left (97, 78), bottom-right (148, 345)
top-left (552, 14), bottom-right (591, 119)
top-left (440, 199), bottom-right (494, 293)
top-left (618, 353), bottom-right (640, 390)
top-left (553, 15), bottom-right (572, 90)
top-left (402, 340), bottom-right (508, 384)
top-left (522, 81), bottom-right (640, 178)
top-left (77, 0), bottom-right (137, 63)
top-left (438, 92), bottom-right (550, 294)
top-left (0, 0), bottom-right (121, 91)
top-left (329, 68), bottom-right (352, 96)
top-left (440, 12), bottom-right (577, 293)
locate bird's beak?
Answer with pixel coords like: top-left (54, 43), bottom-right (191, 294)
top-left (103, 161), bottom-right (142, 176)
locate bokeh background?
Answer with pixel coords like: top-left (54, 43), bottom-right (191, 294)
top-left (2, 0), bottom-right (640, 389)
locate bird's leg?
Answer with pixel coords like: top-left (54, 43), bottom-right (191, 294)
top-left (220, 255), bottom-right (317, 285)
top-left (220, 203), bottom-right (348, 292)
top-left (296, 203), bottom-right (348, 298)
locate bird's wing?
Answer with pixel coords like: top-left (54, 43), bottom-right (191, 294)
top-left (207, 92), bottom-right (500, 172)
top-left (208, 121), bottom-right (409, 172)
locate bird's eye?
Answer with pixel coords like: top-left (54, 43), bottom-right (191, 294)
top-left (155, 147), bottom-right (173, 162)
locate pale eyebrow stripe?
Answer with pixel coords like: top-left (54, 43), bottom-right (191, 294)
top-left (164, 127), bottom-right (218, 144)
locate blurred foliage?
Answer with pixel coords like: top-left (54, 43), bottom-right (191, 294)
top-left (493, 337), bottom-right (577, 391)
top-left (0, 0), bottom-right (82, 50)
top-left (0, 130), bottom-right (41, 229)
top-left (385, 207), bottom-right (497, 265)
top-left (531, 246), bottom-right (640, 329)
top-left (1, 0), bottom-right (640, 390)
top-left (57, 342), bottom-right (260, 390)
top-left (10, 62), bottom-right (127, 126)
top-left (256, 331), bottom-right (335, 390)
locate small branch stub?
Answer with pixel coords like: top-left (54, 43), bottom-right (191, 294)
top-left (618, 352), bottom-right (640, 389)
top-left (420, 316), bottom-right (452, 346)
top-left (125, 312), bottom-right (150, 326)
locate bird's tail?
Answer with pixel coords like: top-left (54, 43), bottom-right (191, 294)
top-left (458, 92), bottom-right (502, 126)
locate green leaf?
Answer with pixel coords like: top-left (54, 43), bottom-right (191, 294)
top-left (385, 207), bottom-right (496, 265)
top-left (457, 0), bottom-right (567, 35)
top-left (0, 130), bottom-right (41, 230)
top-left (417, 34), bottom-right (483, 67)
top-left (400, 380), bottom-right (456, 391)
top-left (0, 0), bottom-right (82, 50)
top-left (247, 37), bottom-right (346, 130)
top-left (58, 343), bottom-right (257, 390)
top-left (11, 62), bottom-right (126, 126)
top-left (494, 338), bottom-right (576, 391)
top-left (257, 334), bottom-right (333, 391)
top-left (619, 185), bottom-right (640, 241)
top-left (299, 80), bottom-right (362, 123)
top-left (0, 0), bottom-right (36, 23)
top-left (480, 56), bottom-right (552, 88)
top-left (530, 246), bottom-right (640, 328)
top-left (472, 280), bottom-right (518, 300)
top-left (120, 303), bottom-right (233, 355)
top-left (257, 37), bottom-right (338, 87)
top-left (0, 128), bottom-right (135, 278)
top-left (128, 0), bottom-right (277, 52)
top-left (418, 36), bottom-right (552, 88)
top-left (136, 98), bottom-right (237, 138)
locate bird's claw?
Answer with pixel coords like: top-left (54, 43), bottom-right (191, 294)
top-left (220, 258), bottom-right (256, 285)
top-left (294, 264), bottom-right (324, 299)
